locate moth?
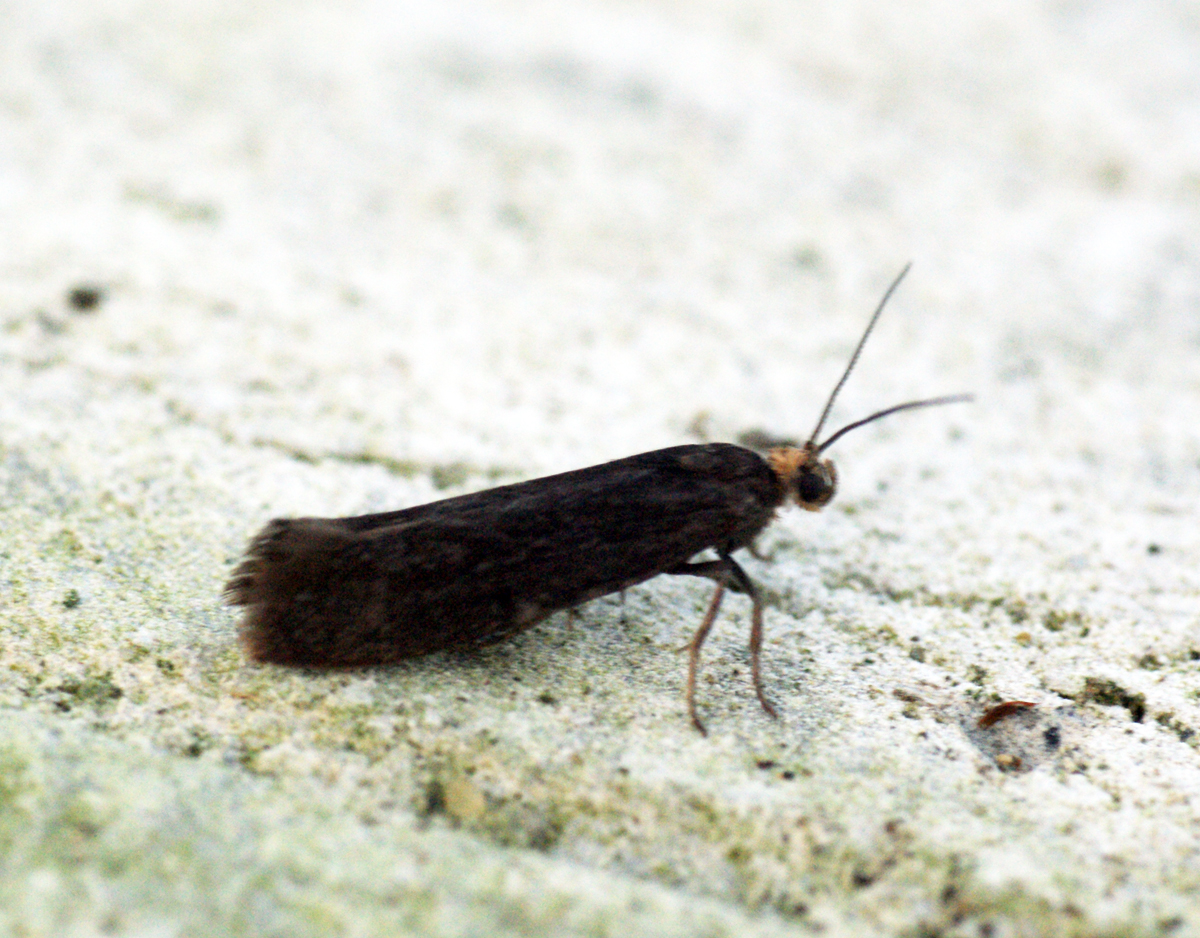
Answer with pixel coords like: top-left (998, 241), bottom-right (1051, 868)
top-left (225, 265), bottom-right (969, 733)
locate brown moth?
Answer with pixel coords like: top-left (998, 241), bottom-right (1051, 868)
top-left (226, 264), bottom-right (969, 733)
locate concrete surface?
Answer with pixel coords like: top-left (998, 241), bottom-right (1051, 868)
top-left (2, 1), bottom-right (1199, 935)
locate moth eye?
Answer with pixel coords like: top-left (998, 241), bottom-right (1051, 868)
top-left (797, 470), bottom-right (829, 504)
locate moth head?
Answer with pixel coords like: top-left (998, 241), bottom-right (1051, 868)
top-left (768, 444), bottom-right (837, 511)
top-left (765, 267), bottom-right (972, 514)
top-left (763, 267), bottom-right (969, 514)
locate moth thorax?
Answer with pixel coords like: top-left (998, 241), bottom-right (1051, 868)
top-left (767, 445), bottom-right (838, 512)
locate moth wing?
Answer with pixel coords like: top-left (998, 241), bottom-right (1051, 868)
top-left (225, 443), bottom-right (782, 668)
top-left (228, 515), bottom-right (528, 666)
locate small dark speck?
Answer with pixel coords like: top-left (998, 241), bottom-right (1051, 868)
top-left (537, 692), bottom-right (556, 705)
top-left (755, 760), bottom-right (776, 770)
top-left (68, 285), bottom-right (104, 312)
top-left (424, 780), bottom-right (446, 815)
top-left (781, 770), bottom-right (795, 780)
top-left (1146, 543), bottom-right (1161, 555)
top-left (1043, 726), bottom-right (1061, 750)
top-left (62, 589), bottom-right (81, 609)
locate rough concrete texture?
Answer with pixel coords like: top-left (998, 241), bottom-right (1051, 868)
top-left (2, 1), bottom-right (1199, 936)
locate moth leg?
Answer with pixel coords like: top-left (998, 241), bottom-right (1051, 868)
top-left (685, 583), bottom-right (725, 736)
top-left (717, 549), bottom-right (779, 722)
top-left (678, 551), bottom-right (779, 732)
top-left (667, 559), bottom-right (746, 593)
top-left (668, 560), bottom-right (735, 655)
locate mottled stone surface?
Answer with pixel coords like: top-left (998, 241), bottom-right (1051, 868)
top-left (2, 2), bottom-right (1199, 935)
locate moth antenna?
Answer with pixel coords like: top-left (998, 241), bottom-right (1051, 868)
top-left (806, 262), bottom-right (912, 447)
top-left (816, 394), bottom-right (973, 454)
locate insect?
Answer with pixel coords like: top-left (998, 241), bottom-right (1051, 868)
top-left (225, 264), bottom-right (970, 733)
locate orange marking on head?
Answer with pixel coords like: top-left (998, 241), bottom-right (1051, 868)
top-left (766, 444), bottom-right (836, 510)
top-left (766, 446), bottom-right (810, 486)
